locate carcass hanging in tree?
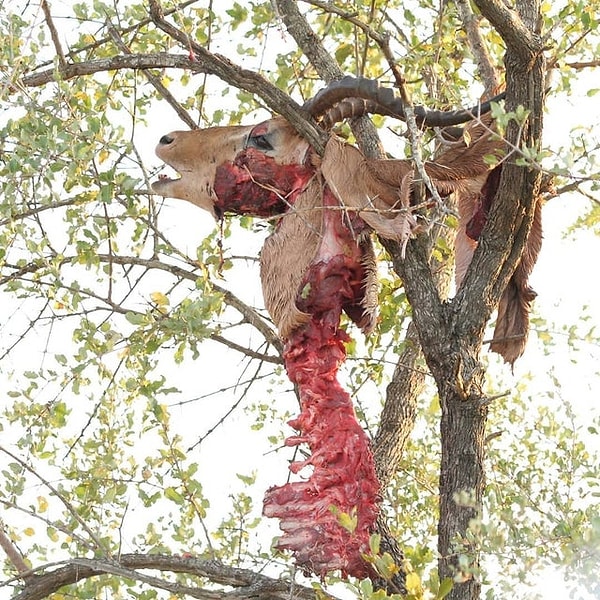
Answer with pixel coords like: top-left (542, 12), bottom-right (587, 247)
top-left (152, 76), bottom-right (542, 577)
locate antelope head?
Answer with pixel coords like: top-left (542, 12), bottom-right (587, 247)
top-left (151, 77), bottom-right (501, 220)
top-left (152, 120), bottom-right (309, 217)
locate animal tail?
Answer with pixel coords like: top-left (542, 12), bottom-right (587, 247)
top-left (490, 276), bottom-right (537, 365)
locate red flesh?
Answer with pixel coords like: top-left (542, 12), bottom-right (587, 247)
top-left (466, 164), bottom-right (503, 240)
top-left (263, 189), bottom-right (379, 578)
top-left (213, 148), bottom-right (315, 218)
top-left (213, 153), bottom-right (380, 578)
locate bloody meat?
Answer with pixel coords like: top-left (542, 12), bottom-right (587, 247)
top-left (213, 154), bottom-right (380, 578)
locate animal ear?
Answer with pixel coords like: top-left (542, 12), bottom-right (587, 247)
top-left (320, 137), bottom-right (419, 248)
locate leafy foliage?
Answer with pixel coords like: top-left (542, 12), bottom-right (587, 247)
top-left (0, 1), bottom-right (599, 599)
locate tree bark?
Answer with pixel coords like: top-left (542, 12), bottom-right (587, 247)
top-left (373, 323), bottom-right (424, 488)
top-left (437, 357), bottom-right (488, 598)
top-left (10, 554), bottom-right (334, 600)
top-left (382, 1), bottom-right (546, 598)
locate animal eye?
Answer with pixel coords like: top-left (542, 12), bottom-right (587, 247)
top-left (248, 133), bottom-right (273, 152)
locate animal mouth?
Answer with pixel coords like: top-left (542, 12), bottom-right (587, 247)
top-left (152, 168), bottom-right (181, 190)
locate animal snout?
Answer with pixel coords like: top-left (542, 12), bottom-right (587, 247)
top-left (159, 134), bottom-right (175, 145)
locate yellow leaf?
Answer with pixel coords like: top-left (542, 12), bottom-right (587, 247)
top-left (150, 291), bottom-right (169, 306)
top-left (24, 527), bottom-right (35, 536)
top-left (37, 496), bottom-right (48, 513)
top-left (338, 510), bottom-right (357, 533)
top-left (98, 149), bottom-right (110, 164)
top-left (329, 505), bottom-right (358, 533)
top-left (406, 571), bottom-right (423, 595)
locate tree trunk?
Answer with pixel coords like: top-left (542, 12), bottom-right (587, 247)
top-left (380, 1), bottom-right (545, 597)
top-left (437, 360), bottom-right (488, 598)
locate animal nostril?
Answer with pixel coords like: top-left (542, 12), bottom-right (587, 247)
top-left (159, 134), bottom-right (174, 145)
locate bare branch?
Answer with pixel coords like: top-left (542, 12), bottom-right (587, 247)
top-left (0, 523), bottom-right (31, 582)
top-left (564, 59), bottom-right (600, 69)
top-left (210, 333), bottom-right (282, 364)
top-left (9, 554), bottom-right (336, 600)
top-left (40, 0), bottom-right (67, 70)
top-left (455, 0), bottom-right (500, 93)
top-left (18, 53), bottom-right (223, 88)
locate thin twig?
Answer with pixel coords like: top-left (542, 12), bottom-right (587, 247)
top-left (40, 0), bottom-right (67, 70)
top-left (0, 446), bottom-right (111, 556)
top-left (106, 21), bottom-right (198, 129)
top-left (0, 498), bottom-right (96, 553)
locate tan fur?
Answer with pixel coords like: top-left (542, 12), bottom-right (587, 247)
top-left (153, 110), bottom-right (541, 363)
top-left (355, 236), bottom-right (379, 334)
top-left (320, 125), bottom-right (501, 252)
top-left (260, 177), bottom-right (323, 339)
top-left (153, 125), bottom-right (251, 216)
top-left (260, 175), bottom-right (379, 339)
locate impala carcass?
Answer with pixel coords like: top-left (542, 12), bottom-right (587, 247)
top-left (152, 77), bottom-right (541, 576)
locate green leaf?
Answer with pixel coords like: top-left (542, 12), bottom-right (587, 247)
top-left (436, 578), bottom-right (453, 599)
top-left (125, 311), bottom-right (145, 325)
top-left (164, 487), bottom-right (184, 505)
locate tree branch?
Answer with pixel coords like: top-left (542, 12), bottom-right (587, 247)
top-left (147, 0), bottom-right (327, 154)
top-left (373, 323), bottom-right (425, 488)
top-left (458, 0), bottom-right (545, 332)
top-left (472, 0), bottom-right (540, 59)
top-left (565, 59), bottom-right (600, 69)
top-left (455, 0), bottom-right (500, 93)
top-left (209, 333), bottom-right (282, 364)
top-left (40, 0), bottom-right (67, 70)
top-left (0, 524), bottom-right (31, 582)
top-left (9, 554), bottom-right (336, 600)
